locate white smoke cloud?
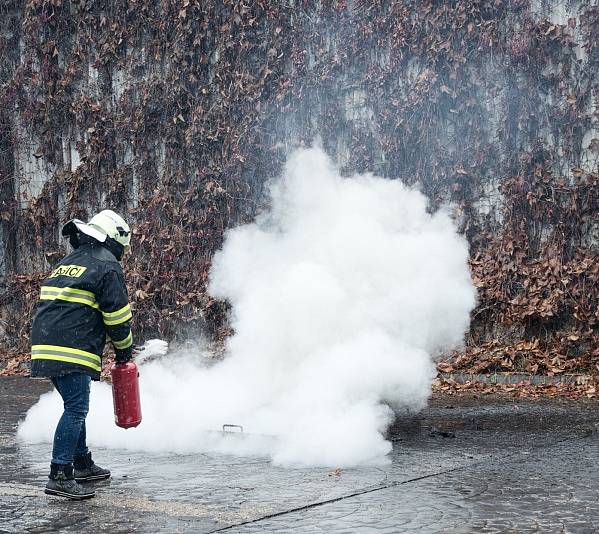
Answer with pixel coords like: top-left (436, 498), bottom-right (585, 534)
top-left (19, 146), bottom-right (476, 467)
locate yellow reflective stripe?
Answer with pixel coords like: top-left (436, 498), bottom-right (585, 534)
top-left (31, 344), bottom-right (101, 372)
top-left (103, 311), bottom-right (132, 326)
top-left (102, 304), bottom-right (132, 325)
top-left (31, 354), bottom-right (101, 372)
top-left (41, 286), bottom-right (95, 299)
top-left (40, 294), bottom-right (99, 308)
top-left (31, 344), bottom-right (101, 362)
top-left (40, 286), bottom-right (99, 309)
top-left (102, 304), bottom-right (131, 319)
top-left (112, 331), bottom-right (133, 350)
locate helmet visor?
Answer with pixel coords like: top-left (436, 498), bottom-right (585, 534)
top-left (62, 219), bottom-right (107, 242)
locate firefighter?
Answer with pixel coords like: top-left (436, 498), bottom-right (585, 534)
top-left (30, 209), bottom-right (134, 500)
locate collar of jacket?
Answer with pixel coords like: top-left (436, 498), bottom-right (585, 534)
top-left (80, 243), bottom-right (119, 263)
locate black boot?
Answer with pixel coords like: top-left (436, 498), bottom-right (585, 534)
top-left (45, 463), bottom-right (95, 500)
top-left (74, 452), bottom-right (111, 482)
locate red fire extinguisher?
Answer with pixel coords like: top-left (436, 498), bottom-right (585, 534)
top-left (110, 361), bottom-right (142, 429)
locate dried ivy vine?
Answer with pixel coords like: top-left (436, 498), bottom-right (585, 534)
top-left (0, 0), bottom-right (597, 375)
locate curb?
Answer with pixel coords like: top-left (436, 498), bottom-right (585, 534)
top-left (438, 372), bottom-right (596, 385)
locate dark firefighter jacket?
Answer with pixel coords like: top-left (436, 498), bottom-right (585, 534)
top-left (30, 243), bottom-right (133, 381)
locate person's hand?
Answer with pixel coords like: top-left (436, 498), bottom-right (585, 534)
top-left (115, 352), bottom-right (132, 364)
top-left (135, 339), bottom-right (169, 364)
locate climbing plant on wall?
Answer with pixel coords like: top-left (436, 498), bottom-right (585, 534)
top-left (0, 0), bottom-right (597, 374)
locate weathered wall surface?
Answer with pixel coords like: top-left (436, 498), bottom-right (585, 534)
top-left (0, 0), bottom-right (597, 373)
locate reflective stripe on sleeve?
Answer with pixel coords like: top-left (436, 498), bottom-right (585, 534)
top-left (102, 304), bottom-right (132, 326)
top-left (31, 344), bottom-right (102, 372)
top-left (40, 286), bottom-right (99, 309)
top-left (112, 331), bottom-right (133, 350)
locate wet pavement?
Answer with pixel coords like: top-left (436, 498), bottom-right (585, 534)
top-left (1, 377), bottom-right (598, 533)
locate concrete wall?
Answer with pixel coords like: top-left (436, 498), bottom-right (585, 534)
top-left (0, 0), bottom-right (597, 352)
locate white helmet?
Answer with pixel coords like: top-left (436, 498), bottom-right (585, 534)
top-left (63, 209), bottom-right (131, 249)
top-left (88, 210), bottom-right (131, 248)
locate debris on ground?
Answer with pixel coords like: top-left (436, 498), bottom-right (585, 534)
top-left (432, 376), bottom-right (598, 399)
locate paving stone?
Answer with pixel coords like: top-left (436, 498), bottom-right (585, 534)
top-left (0, 377), bottom-right (598, 533)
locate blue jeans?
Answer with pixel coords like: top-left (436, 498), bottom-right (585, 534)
top-left (50, 373), bottom-right (90, 465)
